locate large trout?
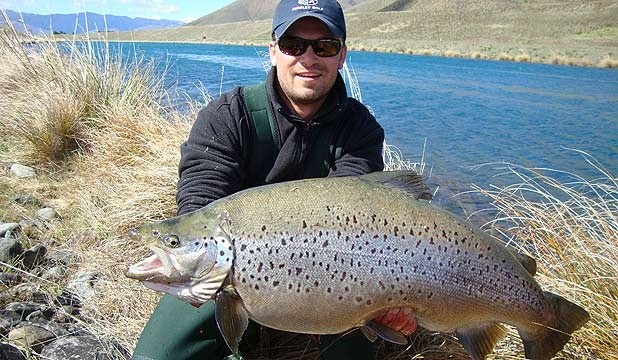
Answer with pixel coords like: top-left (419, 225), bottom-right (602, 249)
top-left (126, 171), bottom-right (589, 359)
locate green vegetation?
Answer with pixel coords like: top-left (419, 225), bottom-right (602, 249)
top-left (1, 25), bottom-right (616, 360)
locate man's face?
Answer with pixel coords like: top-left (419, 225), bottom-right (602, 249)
top-left (269, 17), bottom-right (347, 109)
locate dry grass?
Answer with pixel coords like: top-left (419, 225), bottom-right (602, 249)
top-left (1, 21), bottom-right (615, 360)
top-left (468, 151), bottom-right (617, 359)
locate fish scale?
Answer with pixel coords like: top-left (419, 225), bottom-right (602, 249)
top-left (126, 171), bottom-right (589, 359)
top-left (226, 186), bottom-right (547, 335)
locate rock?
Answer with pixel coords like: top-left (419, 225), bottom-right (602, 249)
top-left (0, 311), bottom-right (21, 334)
top-left (47, 249), bottom-right (78, 266)
top-left (9, 164), bottom-right (36, 178)
top-left (22, 244), bottom-right (47, 269)
top-left (42, 265), bottom-right (66, 280)
top-left (0, 238), bottom-right (24, 262)
top-left (8, 324), bottom-right (55, 353)
top-left (0, 223), bottom-right (20, 237)
top-left (66, 271), bottom-right (101, 301)
top-left (41, 336), bottom-right (129, 360)
top-left (0, 272), bottom-right (23, 286)
top-left (4, 302), bottom-right (47, 320)
top-left (18, 219), bottom-right (44, 237)
top-left (36, 207), bottom-right (59, 221)
top-left (0, 343), bottom-right (26, 360)
top-left (55, 290), bottom-right (81, 307)
top-left (11, 195), bottom-right (41, 207)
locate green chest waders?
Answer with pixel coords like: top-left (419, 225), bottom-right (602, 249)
top-left (132, 83), bottom-right (374, 360)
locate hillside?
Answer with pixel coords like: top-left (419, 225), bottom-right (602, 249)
top-left (101, 0), bottom-right (618, 67)
top-left (188, 0), bottom-right (370, 26)
top-left (0, 9), bottom-right (183, 35)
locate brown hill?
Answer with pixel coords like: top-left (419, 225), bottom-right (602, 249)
top-left (103, 0), bottom-right (617, 67)
top-left (188, 0), bottom-right (372, 26)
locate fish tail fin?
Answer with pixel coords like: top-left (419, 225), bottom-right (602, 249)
top-left (519, 291), bottom-right (590, 360)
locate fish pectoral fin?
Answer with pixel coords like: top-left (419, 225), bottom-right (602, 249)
top-left (364, 320), bottom-right (408, 345)
top-left (456, 323), bottom-right (508, 360)
top-left (359, 326), bottom-right (378, 342)
top-left (215, 286), bottom-right (249, 355)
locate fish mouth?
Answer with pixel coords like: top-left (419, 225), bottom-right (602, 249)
top-left (126, 245), bottom-right (174, 281)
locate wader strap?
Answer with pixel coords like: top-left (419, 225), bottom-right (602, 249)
top-left (242, 83), bottom-right (343, 183)
top-left (242, 83), bottom-right (280, 184)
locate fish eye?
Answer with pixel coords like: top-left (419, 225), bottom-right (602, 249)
top-left (163, 235), bottom-right (180, 248)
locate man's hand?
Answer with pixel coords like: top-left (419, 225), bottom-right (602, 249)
top-left (373, 308), bottom-right (417, 336)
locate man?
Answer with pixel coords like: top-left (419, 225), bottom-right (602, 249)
top-left (132, 1), bottom-right (416, 359)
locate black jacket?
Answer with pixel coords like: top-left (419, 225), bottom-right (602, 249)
top-left (176, 68), bottom-right (385, 215)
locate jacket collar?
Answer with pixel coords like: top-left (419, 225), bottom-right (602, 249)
top-left (266, 67), bottom-right (348, 126)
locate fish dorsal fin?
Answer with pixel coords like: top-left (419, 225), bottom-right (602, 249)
top-left (456, 323), bottom-right (508, 360)
top-left (359, 170), bottom-right (432, 200)
top-left (215, 286), bottom-right (249, 355)
top-left (363, 320), bottom-right (408, 345)
top-left (511, 251), bottom-right (537, 276)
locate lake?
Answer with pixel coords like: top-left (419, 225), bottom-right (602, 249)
top-left (127, 42), bottom-right (617, 213)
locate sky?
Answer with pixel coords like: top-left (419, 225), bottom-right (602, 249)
top-left (0, 0), bottom-right (237, 23)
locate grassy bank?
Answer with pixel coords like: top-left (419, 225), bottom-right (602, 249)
top-left (0, 29), bottom-right (616, 359)
top-left (70, 0), bottom-right (618, 68)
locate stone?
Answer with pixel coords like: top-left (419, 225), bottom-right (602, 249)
top-left (11, 195), bottom-right (41, 207)
top-left (0, 238), bottom-right (24, 262)
top-left (41, 336), bottom-right (129, 360)
top-left (8, 324), bottom-right (55, 353)
top-left (42, 265), bottom-right (66, 280)
top-left (0, 311), bottom-right (21, 334)
top-left (0, 223), bottom-right (20, 237)
top-left (22, 244), bottom-right (47, 269)
top-left (9, 164), bottom-right (36, 178)
top-left (4, 302), bottom-right (46, 320)
top-left (36, 207), bottom-right (59, 221)
top-left (47, 249), bottom-right (78, 265)
top-left (0, 343), bottom-right (26, 360)
top-left (66, 271), bottom-right (101, 301)
top-left (0, 272), bottom-right (23, 286)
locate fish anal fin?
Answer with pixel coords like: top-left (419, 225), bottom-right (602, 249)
top-left (364, 320), bottom-right (408, 345)
top-left (360, 170), bottom-right (432, 200)
top-left (519, 291), bottom-right (590, 360)
top-left (360, 326), bottom-right (378, 342)
top-left (215, 286), bottom-right (249, 355)
top-left (456, 323), bottom-right (508, 360)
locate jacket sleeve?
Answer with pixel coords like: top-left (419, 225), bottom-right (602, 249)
top-left (176, 92), bottom-right (247, 215)
top-left (329, 100), bottom-right (385, 177)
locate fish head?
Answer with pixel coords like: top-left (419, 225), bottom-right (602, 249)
top-left (125, 210), bottom-right (234, 305)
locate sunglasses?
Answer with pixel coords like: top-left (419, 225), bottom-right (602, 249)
top-left (276, 36), bottom-right (343, 57)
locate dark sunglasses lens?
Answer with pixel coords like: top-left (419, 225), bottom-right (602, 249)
top-left (278, 37), bottom-right (307, 56)
top-left (278, 38), bottom-right (342, 57)
top-left (314, 39), bottom-right (341, 57)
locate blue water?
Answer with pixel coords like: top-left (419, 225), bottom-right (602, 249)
top-left (125, 42), bottom-right (617, 211)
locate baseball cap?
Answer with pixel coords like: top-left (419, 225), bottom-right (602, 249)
top-left (272, 0), bottom-right (346, 40)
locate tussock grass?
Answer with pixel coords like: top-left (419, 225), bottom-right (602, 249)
top-left (468, 151), bottom-right (617, 359)
top-left (1, 21), bottom-right (614, 360)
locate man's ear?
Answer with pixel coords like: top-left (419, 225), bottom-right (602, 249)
top-left (269, 41), bottom-right (277, 67)
top-left (338, 45), bottom-right (348, 70)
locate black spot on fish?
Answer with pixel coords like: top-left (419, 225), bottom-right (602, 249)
top-left (295, 268), bottom-right (302, 276)
top-left (355, 296), bottom-right (363, 303)
top-left (302, 220), bottom-right (307, 228)
top-left (219, 250), bottom-right (225, 256)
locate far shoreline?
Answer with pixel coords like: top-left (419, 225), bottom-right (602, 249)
top-left (21, 35), bottom-right (618, 69)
